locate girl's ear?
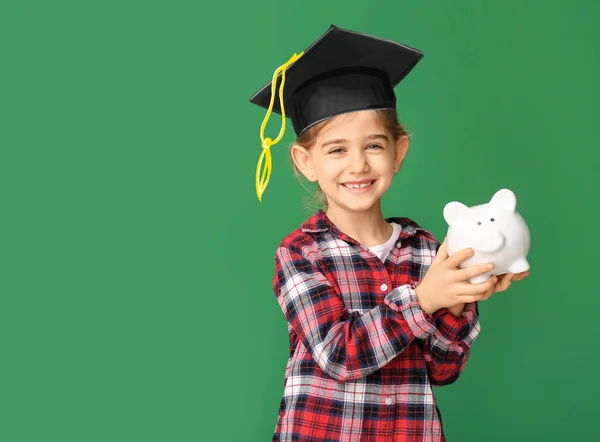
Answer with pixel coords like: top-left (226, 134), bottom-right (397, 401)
top-left (290, 144), bottom-right (317, 182)
top-left (393, 135), bottom-right (410, 173)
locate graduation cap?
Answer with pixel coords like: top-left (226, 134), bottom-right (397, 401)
top-left (250, 24), bottom-right (423, 202)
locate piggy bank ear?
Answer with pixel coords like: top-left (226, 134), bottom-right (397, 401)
top-left (443, 201), bottom-right (468, 227)
top-left (490, 189), bottom-right (517, 213)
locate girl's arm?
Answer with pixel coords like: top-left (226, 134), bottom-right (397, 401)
top-left (420, 238), bottom-right (481, 385)
top-left (274, 244), bottom-right (442, 383)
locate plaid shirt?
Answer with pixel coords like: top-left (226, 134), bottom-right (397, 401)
top-left (272, 210), bottom-right (480, 441)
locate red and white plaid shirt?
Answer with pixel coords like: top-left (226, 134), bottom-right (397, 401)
top-left (272, 210), bottom-right (480, 441)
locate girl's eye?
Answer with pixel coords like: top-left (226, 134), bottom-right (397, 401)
top-left (328, 147), bottom-right (345, 154)
top-left (367, 144), bottom-right (383, 150)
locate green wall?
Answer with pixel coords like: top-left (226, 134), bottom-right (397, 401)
top-left (2, 1), bottom-right (599, 441)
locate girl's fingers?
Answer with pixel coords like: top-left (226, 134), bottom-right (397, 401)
top-left (446, 247), bottom-right (475, 269)
top-left (433, 239), bottom-right (449, 264)
top-left (456, 270), bottom-right (528, 304)
top-left (480, 286), bottom-right (496, 301)
top-left (455, 261), bottom-right (494, 282)
top-left (458, 293), bottom-right (488, 304)
top-left (494, 273), bottom-right (515, 293)
top-left (513, 271), bottom-right (530, 281)
top-left (457, 276), bottom-right (498, 296)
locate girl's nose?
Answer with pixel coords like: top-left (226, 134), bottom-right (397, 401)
top-left (348, 150), bottom-right (368, 174)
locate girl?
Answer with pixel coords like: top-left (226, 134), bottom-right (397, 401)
top-left (250, 25), bottom-right (529, 442)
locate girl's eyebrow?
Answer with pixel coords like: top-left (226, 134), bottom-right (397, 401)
top-left (367, 134), bottom-right (389, 141)
top-left (321, 134), bottom-right (389, 148)
top-left (321, 138), bottom-right (347, 148)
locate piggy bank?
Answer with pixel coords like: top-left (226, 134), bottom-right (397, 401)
top-left (443, 189), bottom-right (530, 284)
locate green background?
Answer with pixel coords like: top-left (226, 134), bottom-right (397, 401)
top-left (2, 0), bottom-right (599, 441)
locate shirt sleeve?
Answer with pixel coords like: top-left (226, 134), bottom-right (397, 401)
top-left (273, 244), bottom-right (438, 383)
top-left (432, 303), bottom-right (480, 346)
top-left (421, 302), bottom-right (481, 385)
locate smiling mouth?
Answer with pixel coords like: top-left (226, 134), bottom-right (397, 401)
top-left (341, 180), bottom-right (375, 189)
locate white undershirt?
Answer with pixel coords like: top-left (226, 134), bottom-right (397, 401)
top-left (368, 222), bottom-right (402, 262)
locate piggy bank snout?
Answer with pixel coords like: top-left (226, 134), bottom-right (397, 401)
top-left (476, 231), bottom-right (505, 253)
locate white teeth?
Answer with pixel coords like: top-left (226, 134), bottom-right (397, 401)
top-left (344, 181), bottom-right (373, 189)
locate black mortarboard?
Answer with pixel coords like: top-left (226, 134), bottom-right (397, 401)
top-left (249, 24), bottom-right (423, 136)
top-left (250, 24), bottom-right (423, 202)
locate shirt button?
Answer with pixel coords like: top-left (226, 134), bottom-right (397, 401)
top-left (380, 283), bottom-right (388, 292)
top-left (396, 241), bottom-right (402, 248)
top-left (385, 397), bottom-right (393, 405)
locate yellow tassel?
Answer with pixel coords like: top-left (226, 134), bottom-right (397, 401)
top-left (256, 51), bottom-right (304, 202)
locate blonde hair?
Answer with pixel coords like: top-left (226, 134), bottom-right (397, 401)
top-left (290, 108), bottom-right (409, 211)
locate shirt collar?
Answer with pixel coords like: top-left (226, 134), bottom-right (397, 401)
top-left (300, 209), bottom-right (332, 233)
top-left (301, 209), bottom-right (425, 240)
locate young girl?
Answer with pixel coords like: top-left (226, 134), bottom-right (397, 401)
top-left (250, 25), bottom-right (529, 442)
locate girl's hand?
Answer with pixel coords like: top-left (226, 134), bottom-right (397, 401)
top-left (490, 271), bottom-right (530, 293)
top-left (442, 266), bottom-right (531, 317)
top-left (415, 239), bottom-right (498, 315)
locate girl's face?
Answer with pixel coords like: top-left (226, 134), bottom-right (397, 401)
top-left (292, 110), bottom-right (409, 216)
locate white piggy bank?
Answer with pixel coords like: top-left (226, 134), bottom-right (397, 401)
top-left (443, 189), bottom-right (530, 284)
